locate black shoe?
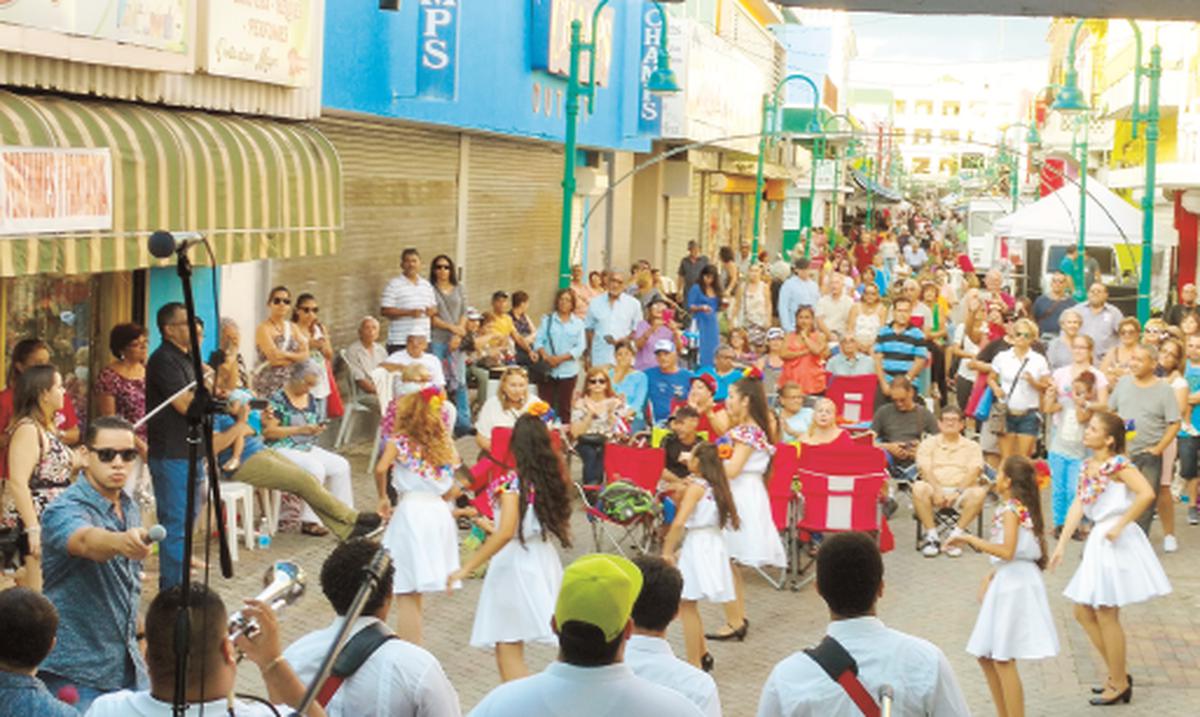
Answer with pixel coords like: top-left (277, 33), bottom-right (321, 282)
top-left (704, 621), bottom-right (748, 642)
top-left (348, 513), bottom-right (384, 540)
top-left (882, 497), bottom-right (899, 520)
top-left (1092, 675), bottom-right (1132, 695)
top-left (700, 653), bottom-right (714, 672)
top-left (1089, 682), bottom-right (1132, 706)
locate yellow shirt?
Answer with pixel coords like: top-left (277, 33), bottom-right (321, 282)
top-left (915, 433), bottom-right (983, 489)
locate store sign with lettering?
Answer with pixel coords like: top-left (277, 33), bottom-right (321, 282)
top-left (637, 2), bottom-right (663, 134)
top-left (531, 0), bottom-right (614, 86)
top-left (416, 0), bottom-right (459, 99)
top-left (205, 0), bottom-right (314, 87)
top-left (0, 148), bottom-right (113, 235)
top-left (0, 0), bottom-right (189, 54)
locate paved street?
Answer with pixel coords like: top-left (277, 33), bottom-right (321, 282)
top-left (196, 438), bottom-right (1200, 716)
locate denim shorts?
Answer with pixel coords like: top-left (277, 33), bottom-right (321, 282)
top-left (1004, 411), bottom-right (1041, 436)
top-left (1180, 435), bottom-right (1200, 479)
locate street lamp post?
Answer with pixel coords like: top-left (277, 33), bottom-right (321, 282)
top-left (1055, 18), bottom-right (1162, 320)
top-left (558, 1), bottom-right (680, 289)
top-left (751, 73), bottom-right (822, 260)
top-left (821, 113), bottom-right (856, 254)
top-left (999, 123), bottom-right (1041, 213)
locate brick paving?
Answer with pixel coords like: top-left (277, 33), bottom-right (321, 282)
top-left (22, 436), bottom-right (1197, 716)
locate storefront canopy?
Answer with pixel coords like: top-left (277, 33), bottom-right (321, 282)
top-left (850, 168), bottom-right (903, 203)
top-left (0, 90), bottom-right (342, 277)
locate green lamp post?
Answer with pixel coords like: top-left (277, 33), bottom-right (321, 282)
top-left (999, 123), bottom-right (1042, 213)
top-left (558, 1), bottom-right (681, 289)
top-left (751, 73), bottom-right (822, 261)
top-left (820, 113), bottom-right (857, 254)
top-left (1054, 19), bottom-right (1161, 321)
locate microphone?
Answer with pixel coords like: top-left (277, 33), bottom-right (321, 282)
top-left (878, 684), bottom-right (894, 717)
top-left (148, 230), bottom-right (205, 258)
top-left (143, 524), bottom-right (167, 544)
top-left (55, 685), bottom-right (79, 706)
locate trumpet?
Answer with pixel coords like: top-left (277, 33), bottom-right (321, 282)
top-left (228, 560), bottom-right (306, 641)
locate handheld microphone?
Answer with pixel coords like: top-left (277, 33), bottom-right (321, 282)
top-left (143, 524), bottom-right (167, 544)
top-left (148, 230), bottom-right (205, 258)
top-left (879, 684), bottom-right (894, 717)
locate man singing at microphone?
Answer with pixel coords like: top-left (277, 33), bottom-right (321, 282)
top-left (37, 416), bottom-right (152, 713)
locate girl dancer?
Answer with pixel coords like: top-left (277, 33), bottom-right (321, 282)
top-left (948, 456), bottom-right (1058, 717)
top-left (1049, 411), bottom-right (1171, 706)
top-left (451, 414), bottom-right (573, 681)
top-left (708, 377), bottom-right (786, 642)
top-left (375, 386), bottom-right (461, 645)
top-left (661, 442), bottom-right (740, 671)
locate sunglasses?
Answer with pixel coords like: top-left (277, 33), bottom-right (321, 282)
top-left (299, 306), bottom-right (319, 314)
top-left (434, 264), bottom-right (451, 270)
top-left (271, 296), bottom-right (291, 305)
top-left (588, 377), bottom-right (609, 385)
top-left (90, 447), bottom-right (140, 463)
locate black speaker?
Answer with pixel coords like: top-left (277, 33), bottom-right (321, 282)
top-left (380, 0), bottom-right (401, 10)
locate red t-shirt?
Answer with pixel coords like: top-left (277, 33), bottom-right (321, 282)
top-left (0, 387), bottom-right (78, 479)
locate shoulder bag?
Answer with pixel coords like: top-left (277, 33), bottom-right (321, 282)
top-left (528, 314), bottom-right (556, 385)
top-left (804, 634), bottom-right (881, 717)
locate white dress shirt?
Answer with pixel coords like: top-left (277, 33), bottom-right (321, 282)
top-left (756, 617), bottom-right (970, 717)
top-left (86, 691), bottom-right (280, 716)
top-left (625, 635), bottom-right (721, 717)
top-left (284, 616), bottom-right (461, 717)
top-left (585, 293), bottom-right (643, 366)
top-left (468, 661), bottom-right (704, 717)
top-left (387, 349), bottom-right (446, 388)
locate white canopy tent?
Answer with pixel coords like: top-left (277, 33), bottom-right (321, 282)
top-left (991, 180), bottom-right (1169, 249)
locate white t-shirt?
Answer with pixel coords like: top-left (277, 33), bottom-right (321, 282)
top-left (469, 662), bottom-right (704, 717)
top-left (86, 691), bottom-right (281, 717)
top-left (386, 350), bottom-right (446, 389)
top-left (953, 324), bottom-right (979, 381)
top-left (625, 635), bottom-right (721, 717)
top-left (992, 348), bottom-right (1050, 412)
top-left (381, 275), bottom-right (436, 346)
top-left (475, 394), bottom-right (537, 442)
top-left (815, 294), bottom-right (854, 338)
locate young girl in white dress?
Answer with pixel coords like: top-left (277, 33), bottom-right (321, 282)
top-left (450, 413), bottom-right (573, 682)
top-left (947, 455), bottom-right (1058, 717)
top-left (1049, 411), bottom-right (1171, 707)
top-left (374, 386), bottom-right (461, 645)
top-left (708, 376), bottom-right (786, 643)
top-left (661, 442), bottom-right (740, 672)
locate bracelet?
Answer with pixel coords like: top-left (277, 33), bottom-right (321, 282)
top-left (262, 655), bottom-right (286, 674)
top-left (25, 526), bottom-right (41, 533)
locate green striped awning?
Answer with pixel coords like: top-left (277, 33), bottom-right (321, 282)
top-left (0, 89), bottom-right (342, 277)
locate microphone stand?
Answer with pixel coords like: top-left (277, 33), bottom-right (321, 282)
top-left (290, 549), bottom-right (393, 716)
top-left (169, 242), bottom-right (234, 717)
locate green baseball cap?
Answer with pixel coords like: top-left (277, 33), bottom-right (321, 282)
top-left (555, 554), bottom-right (644, 642)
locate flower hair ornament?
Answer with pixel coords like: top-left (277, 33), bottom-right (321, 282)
top-left (742, 365), bottom-right (764, 381)
top-left (419, 385), bottom-right (444, 413)
top-left (526, 400), bottom-right (557, 424)
top-left (715, 435), bottom-right (734, 460)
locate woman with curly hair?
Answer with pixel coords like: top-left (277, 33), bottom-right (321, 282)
top-left (452, 413), bottom-right (573, 682)
top-left (375, 385), bottom-right (462, 645)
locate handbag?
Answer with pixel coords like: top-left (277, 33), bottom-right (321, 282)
top-left (528, 314), bottom-right (556, 385)
top-left (325, 358), bottom-right (345, 419)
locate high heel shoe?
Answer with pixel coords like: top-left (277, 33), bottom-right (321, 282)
top-left (1088, 682), bottom-right (1132, 706)
top-left (1091, 674), bottom-right (1132, 695)
top-left (700, 653), bottom-right (714, 672)
top-left (704, 621), bottom-right (748, 642)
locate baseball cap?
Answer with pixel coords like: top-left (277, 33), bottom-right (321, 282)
top-left (691, 373), bottom-right (717, 394)
top-left (466, 306), bottom-right (483, 321)
top-left (653, 339), bottom-right (675, 354)
top-left (555, 554), bottom-right (643, 641)
top-left (766, 327), bottom-right (785, 340)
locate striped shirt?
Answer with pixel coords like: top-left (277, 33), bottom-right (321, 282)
top-left (873, 324), bottom-right (928, 380)
top-left (380, 275), bottom-right (436, 346)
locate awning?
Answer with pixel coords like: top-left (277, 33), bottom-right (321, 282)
top-left (850, 168), bottom-right (903, 203)
top-left (0, 90), bottom-right (342, 277)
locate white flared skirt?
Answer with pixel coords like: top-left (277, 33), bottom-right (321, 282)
top-left (966, 560), bottom-right (1059, 660)
top-left (679, 527), bottom-right (736, 603)
top-left (469, 537), bottom-right (563, 648)
top-left (381, 491), bottom-right (462, 594)
top-left (723, 472), bottom-right (787, 568)
top-left (1063, 516), bottom-right (1172, 607)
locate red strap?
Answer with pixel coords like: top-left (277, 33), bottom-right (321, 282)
top-left (835, 669), bottom-right (881, 717)
top-left (315, 676), bottom-right (345, 708)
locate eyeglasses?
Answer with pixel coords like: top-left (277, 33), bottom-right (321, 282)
top-left (434, 264), bottom-right (451, 270)
top-left (587, 378), bottom-right (609, 385)
top-left (299, 306), bottom-right (319, 314)
top-left (271, 296), bottom-right (291, 305)
top-left (1015, 332), bottom-right (1033, 339)
top-left (90, 447), bottom-right (140, 463)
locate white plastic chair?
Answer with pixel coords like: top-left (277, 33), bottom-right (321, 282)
top-left (334, 348), bottom-right (380, 448)
top-left (218, 481), bottom-right (257, 562)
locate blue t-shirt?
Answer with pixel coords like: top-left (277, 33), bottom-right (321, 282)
top-left (643, 367), bottom-right (693, 424)
top-left (1184, 361), bottom-right (1200, 437)
top-left (701, 367), bottom-right (741, 402)
top-left (214, 413), bottom-right (266, 465)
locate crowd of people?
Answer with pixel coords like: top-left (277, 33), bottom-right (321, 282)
top-left (0, 202), bottom-right (1196, 715)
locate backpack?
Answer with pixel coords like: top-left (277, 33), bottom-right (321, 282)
top-left (595, 480), bottom-right (659, 522)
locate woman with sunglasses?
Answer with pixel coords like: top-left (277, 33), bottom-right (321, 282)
top-left (570, 368), bottom-right (627, 488)
top-left (253, 286), bottom-right (308, 398)
top-left (429, 254), bottom-right (472, 436)
top-left (292, 293), bottom-right (333, 402)
top-left (3, 365), bottom-right (82, 592)
top-left (989, 318), bottom-right (1051, 462)
top-left (1099, 317), bottom-right (1142, 387)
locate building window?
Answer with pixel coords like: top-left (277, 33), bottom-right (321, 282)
top-left (961, 153), bottom-right (985, 170)
top-left (894, 100), bottom-right (907, 115)
top-left (915, 100), bottom-right (933, 116)
top-left (941, 130), bottom-right (960, 144)
top-left (912, 157), bottom-right (932, 175)
top-left (913, 129), bottom-right (933, 145)
top-left (942, 101), bottom-right (961, 116)
top-left (938, 157), bottom-right (959, 175)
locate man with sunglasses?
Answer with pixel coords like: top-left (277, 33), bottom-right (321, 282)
top-left (37, 416), bottom-right (150, 712)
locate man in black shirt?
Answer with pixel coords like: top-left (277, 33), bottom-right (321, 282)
top-left (870, 377), bottom-right (937, 482)
top-left (145, 302), bottom-right (203, 590)
top-left (660, 406), bottom-right (701, 489)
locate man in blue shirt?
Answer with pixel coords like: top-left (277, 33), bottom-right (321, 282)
top-left (37, 416), bottom-right (149, 713)
top-left (0, 588), bottom-right (77, 716)
top-left (585, 271), bottom-right (643, 368)
top-left (873, 296), bottom-right (928, 397)
top-left (777, 259), bottom-right (820, 333)
top-left (643, 340), bottom-right (693, 425)
top-left (700, 345), bottom-right (741, 401)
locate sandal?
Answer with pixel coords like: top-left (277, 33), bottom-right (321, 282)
top-left (301, 522), bottom-right (330, 537)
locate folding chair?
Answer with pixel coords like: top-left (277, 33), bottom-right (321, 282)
top-left (911, 488), bottom-right (987, 550)
top-left (826, 374), bottom-right (879, 429)
top-left (764, 442), bottom-right (803, 590)
top-left (576, 444), bottom-right (665, 558)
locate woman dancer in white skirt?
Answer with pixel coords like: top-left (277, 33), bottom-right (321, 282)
top-left (374, 386), bottom-right (462, 645)
top-left (449, 413), bottom-right (573, 682)
top-left (661, 442), bottom-right (740, 671)
top-left (708, 376), bottom-right (786, 642)
top-left (1049, 411), bottom-right (1171, 707)
top-left (947, 455), bottom-right (1058, 717)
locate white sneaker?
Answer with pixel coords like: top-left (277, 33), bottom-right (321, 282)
top-left (920, 534), bottom-right (940, 558)
top-left (943, 544), bottom-right (963, 557)
top-left (1164, 535), bottom-right (1179, 553)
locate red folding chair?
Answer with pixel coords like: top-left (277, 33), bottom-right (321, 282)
top-left (826, 374), bottom-right (879, 427)
top-left (762, 443), bottom-right (803, 590)
top-left (576, 444), bottom-right (666, 558)
top-left (469, 426), bottom-right (567, 519)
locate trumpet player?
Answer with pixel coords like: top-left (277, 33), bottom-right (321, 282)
top-left (87, 582), bottom-right (326, 717)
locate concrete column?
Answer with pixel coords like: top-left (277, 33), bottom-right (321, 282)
top-left (455, 134), bottom-right (470, 283)
top-left (630, 157), bottom-right (665, 269)
top-left (606, 151), bottom-right (636, 270)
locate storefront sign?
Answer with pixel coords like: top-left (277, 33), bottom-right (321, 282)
top-left (637, 2), bottom-right (664, 134)
top-left (0, 0), bottom-right (189, 53)
top-left (205, 0), bottom-right (314, 87)
top-left (531, 0), bottom-right (614, 86)
top-left (417, 0), bottom-right (459, 99)
top-left (814, 159), bottom-right (837, 191)
top-left (0, 147), bottom-right (113, 235)
top-left (782, 198), bottom-right (801, 231)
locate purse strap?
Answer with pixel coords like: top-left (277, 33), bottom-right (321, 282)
top-left (1004, 355), bottom-right (1032, 406)
top-left (804, 634), bottom-right (881, 717)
